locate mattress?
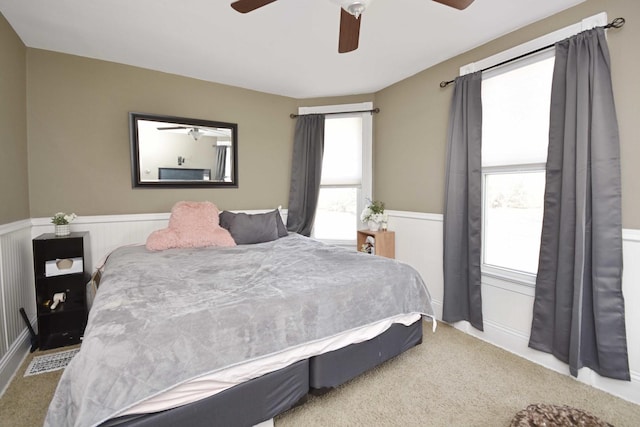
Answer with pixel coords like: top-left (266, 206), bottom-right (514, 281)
top-left (46, 234), bottom-right (435, 426)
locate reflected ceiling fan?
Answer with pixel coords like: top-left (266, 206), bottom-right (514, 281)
top-left (230, 0), bottom-right (474, 53)
top-left (157, 126), bottom-right (205, 140)
top-left (157, 125), bottom-right (233, 140)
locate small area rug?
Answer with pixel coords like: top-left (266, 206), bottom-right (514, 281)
top-left (24, 348), bottom-right (79, 377)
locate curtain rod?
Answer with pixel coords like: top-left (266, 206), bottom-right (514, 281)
top-left (439, 17), bottom-right (625, 88)
top-left (290, 108), bottom-right (380, 118)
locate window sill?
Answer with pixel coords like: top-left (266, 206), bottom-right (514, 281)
top-left (481, 265), bottom-right (536, 297)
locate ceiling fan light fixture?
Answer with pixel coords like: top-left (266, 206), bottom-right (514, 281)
top-left (331, 0), bottom-right (372, 18)
top-left (188, 128), bottom-right (203, 141)
top-left (347, 2), bottom-right (365, 18)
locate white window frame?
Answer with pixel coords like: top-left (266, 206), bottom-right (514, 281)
top-left (481, 164), bottom-right (545, 286)
top-left (463, 12), bottom-right (607, 287)
top-left (297, 102), bottom-right (373, 246)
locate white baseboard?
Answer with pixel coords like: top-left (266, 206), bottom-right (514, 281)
top-left (447, 317), bottom-right (640, 404)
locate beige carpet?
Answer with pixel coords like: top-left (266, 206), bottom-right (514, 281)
top-left (1, 324), bottom-right (639, 426)
top-left (0, 344), bottom-right (79, 427)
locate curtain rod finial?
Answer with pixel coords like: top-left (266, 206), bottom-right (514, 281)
top-left (607, 17), bottom-right (625, 29)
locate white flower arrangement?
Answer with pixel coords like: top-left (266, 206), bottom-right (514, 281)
top-left (360, 199), bottom-right (386, 224)
top-left (51, 212), bottom-right (77, 225)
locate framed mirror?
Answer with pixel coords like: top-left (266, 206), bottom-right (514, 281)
top-left (129, 112), bottom-right (238, 188)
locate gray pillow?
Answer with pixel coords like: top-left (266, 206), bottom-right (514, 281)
top-left (219, 209), bottom-right (287, 244)
top-left (219, 210), bottom-right (235, 231)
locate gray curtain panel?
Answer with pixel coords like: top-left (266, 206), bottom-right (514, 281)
top-left (442, 71), bottom-right (484, 331)
top-left (286, 114), bottom-right (325, 237)
top-left (529, 28), bottom-right (630, 381)
top-left (214, 146), bottom-right (227, 181)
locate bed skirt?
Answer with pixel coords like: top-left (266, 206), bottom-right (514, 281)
top-left (100, 319), bottom-right (423, 427)
top-left (309, 319), bottom-right (423, 392)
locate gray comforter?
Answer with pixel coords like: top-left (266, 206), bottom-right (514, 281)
top-left (45, 234), bottom-right (435, 427)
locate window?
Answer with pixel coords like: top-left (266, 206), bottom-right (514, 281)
top-left (481, 53), bottom-right (555, 279)
top-left (313, 115), bottom-right (362, 241)
top-left (461, 12), bottom-right (608, 284)
top-left (297, 103), bottom-right (373, 244)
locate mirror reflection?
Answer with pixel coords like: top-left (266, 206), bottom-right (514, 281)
top-left (130, 113), bottom-right (238, 188)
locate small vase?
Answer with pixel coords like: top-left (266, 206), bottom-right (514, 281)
top-left (367, 221), bottom-right (380, 231)
top-left (55, 224), bottom-right (71, 236)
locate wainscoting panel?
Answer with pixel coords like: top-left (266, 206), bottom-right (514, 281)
top-left (32, 214), bottom-right (170, 271)
top-left (386, 211), bottom-right (444, 318)
top-left (386, 210), bottom-right (640, 405)
top-left (0, 226), bottom-right (35, 346)
top-left (0, 220), bottom-right (35, 395)
top-left (30, 210), bottom-right (285, 272)
top-left (2, 211), bottom-right (638, 404)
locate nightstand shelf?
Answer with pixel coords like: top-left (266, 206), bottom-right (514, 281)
top-left (33, 232), bottom-right (90, 350)
top-left (357, 230), bottom-right (395, 259)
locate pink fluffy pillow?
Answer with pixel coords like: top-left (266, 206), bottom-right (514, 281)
top-left (146, 201), bottom-right (236, 251)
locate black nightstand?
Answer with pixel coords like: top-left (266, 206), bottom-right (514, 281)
top-left (32, 232), bottom-right (90, 350)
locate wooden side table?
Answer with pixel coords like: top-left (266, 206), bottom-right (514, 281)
top-left (357, 230), bottom-right (395, 259)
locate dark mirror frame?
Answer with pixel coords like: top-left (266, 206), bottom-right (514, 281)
top-left (129, 112), bottom-right (239, 188)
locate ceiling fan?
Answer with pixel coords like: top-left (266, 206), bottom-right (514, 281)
top-left (230, 0), bottom-right (474, 53)
top-left (158, 126), bottom-right (206, 140)
top-left (157, 125), bottom-right (233, 141)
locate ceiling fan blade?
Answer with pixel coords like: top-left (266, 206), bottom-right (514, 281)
top-left (230, 0), bottom-right (278, 13)
top-left (338, 8), bottom-right (361, 54)
top-left (432, 0), bottom-right (474, 10)
top-left (157, 126), bottom-right (186, 130)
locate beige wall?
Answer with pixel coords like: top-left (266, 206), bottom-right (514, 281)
top-left (0, 13), bottom-right (29, 224)
top-left (24, 50), bottom-right (375, 218)
top-left (375, 0), bottom-right (640, 229)
top-left (26, 50), bottom-right (300, 217)
top-left (12, 0), bottom-right (640, 227)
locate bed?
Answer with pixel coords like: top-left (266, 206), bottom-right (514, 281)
top-left (45, 216), bottom-right (435, 427)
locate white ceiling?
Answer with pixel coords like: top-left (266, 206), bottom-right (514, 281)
top-left (0, 0), bottom-right (586, 99)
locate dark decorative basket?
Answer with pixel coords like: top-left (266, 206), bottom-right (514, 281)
top-left (510, 403), bottom-right (613, 427)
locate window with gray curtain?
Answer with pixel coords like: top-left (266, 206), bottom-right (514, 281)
top-left (443, 28), bottom-right (629, 381)
top-left (528, 27), bottom-right (629, 381)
